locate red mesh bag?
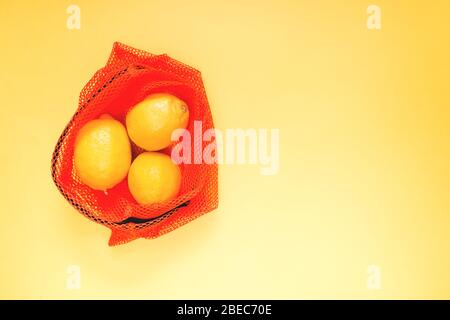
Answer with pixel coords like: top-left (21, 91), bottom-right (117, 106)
top-left (51, 42), bottom-right (218, 246)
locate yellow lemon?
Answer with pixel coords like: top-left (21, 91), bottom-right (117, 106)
top-left (74, 114), bottom-right (131, 190)
top-left (128, 152), bottom-right (182, 205)
top-left (126, 93), bottom-right (189, 151)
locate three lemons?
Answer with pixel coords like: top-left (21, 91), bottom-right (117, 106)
top-left (73, 93), bottom-right (189, 205)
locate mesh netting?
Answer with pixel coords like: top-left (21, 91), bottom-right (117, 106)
top-left (51, 42), bottom-right (218, 246)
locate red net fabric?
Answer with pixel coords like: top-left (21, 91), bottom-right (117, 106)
top-left (51, 42), bottom-right (218, 246)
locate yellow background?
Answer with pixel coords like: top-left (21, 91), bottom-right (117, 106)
top-left (1, 0), bottom-right (449, 299)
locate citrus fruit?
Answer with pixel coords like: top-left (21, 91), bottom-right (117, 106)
top-left (128, 152), bottom-right (182, 205)
top-left (126, 93), bottom-right (189, 151)
top-left (74, 114), bottom-right (131, 190)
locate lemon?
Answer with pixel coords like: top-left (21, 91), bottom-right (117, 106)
top-left (128, 152), bottom-right (182, 205)
top-left (126, 93), bottom-right (189, 151)
top-left (74, 114), bottom-right (131, 190)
